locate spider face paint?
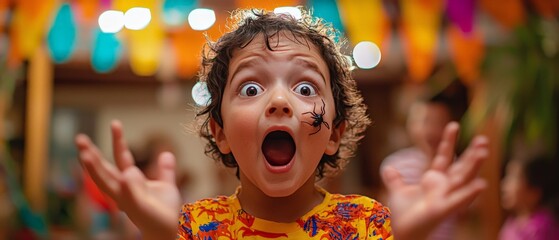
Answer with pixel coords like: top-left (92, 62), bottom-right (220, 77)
top-left (301, 98), bottom-right (330, 135)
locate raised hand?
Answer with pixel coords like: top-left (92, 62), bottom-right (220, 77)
top-left (75, 120), bottom-right (181, 240)
top-left (381, 122), bottom-right (488, 240)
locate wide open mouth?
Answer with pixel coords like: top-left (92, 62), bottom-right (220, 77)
top-left (262, 130), bottom-right (296, 166)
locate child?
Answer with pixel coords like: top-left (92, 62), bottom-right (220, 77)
top-left (75, 8), bottom-right (489, 240)
top-left (382, 93), bottom-right (457, 184)
top-left (500, 155), bottom-right (559, 240)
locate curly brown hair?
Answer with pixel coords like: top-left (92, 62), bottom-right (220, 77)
top-left (196, 8), bottom-right (370, 179)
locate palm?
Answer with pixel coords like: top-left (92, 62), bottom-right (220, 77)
top-left (75, 120), bottom-right (180, 239)
top-left (117, 166), bottom-right (181, 231)
top-left (381, 122), bottom-right (488, 240)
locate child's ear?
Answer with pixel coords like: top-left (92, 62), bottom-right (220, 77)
top-left (325, 121), bottom-right (346, 155)
top-left (210, 118), bottom-right (231, 154)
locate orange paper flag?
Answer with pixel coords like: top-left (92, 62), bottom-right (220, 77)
top-left (447, 25), bottom-right (484, 86)
top-left (0, 0), bottom-right (7, 33)
top-left (170, 28), bottom-right (205, 78)
top-left (530, 0), bottom-right (559, 19)
top-left (170, 12), bottom-right (226, 79)
top-left (235, 0), bottom-right (300, 10)
top-left (7, 34), bottom-right (23, 68)
top-left (480, 0), bottom-right (525, 30)
top-left (10, 0), bottom-right (56, 59)
top-left (75, 0), bottom-right (100, 23)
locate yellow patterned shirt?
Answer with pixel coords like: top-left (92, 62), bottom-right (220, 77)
top-left (176, 187), bottom-right (392, 239)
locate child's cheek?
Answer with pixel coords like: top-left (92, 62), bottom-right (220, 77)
top-left (225, 107), bottom-right (261, 134)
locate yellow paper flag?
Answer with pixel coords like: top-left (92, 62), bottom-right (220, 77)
top-left (337, 0), bottom-right (390, 51)
top-left (114, 0), bottom-right (164, 76)
top-left (401, 0), bottom-right (444, 82)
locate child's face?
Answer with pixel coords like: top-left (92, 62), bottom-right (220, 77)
top-left (501, 161), bottom-right (541, 213)
top-left (210, 31), bottom-right (343, 197)
top-left (407, 102), bottom-right (452, 157)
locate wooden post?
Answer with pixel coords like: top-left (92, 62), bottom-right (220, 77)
top-left (478, 114), bottom-right (505, 240)
top-left (23, 46), bottom-right (53, 212)
top-left (470, 81), bottom-right (505, 240)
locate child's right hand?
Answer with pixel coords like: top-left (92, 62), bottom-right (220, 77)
top-left (75, 120), bottom-right (181, 240)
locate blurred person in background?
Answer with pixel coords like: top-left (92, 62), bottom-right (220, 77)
top-left (500, 155), bottom-right (559, 240)
top-left (131, 132), bottom-right (191, 202)
top-left (381, 80), bottom-right (469, 240)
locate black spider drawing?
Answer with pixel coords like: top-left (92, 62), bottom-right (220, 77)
top-left (301, 99), bottom-right (330, 135)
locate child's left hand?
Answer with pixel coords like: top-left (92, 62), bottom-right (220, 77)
top-left (381, 122), bottom-right (488, 240)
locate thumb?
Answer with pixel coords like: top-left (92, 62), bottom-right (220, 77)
top-left (157, 152), bottom-right (177, 185)
top-left (381, 166), bottom-right (405, 192)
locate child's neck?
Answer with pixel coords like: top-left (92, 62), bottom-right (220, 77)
top-left (237, 175), bottom-right (324, 223)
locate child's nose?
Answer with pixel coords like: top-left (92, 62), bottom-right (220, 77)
top-left (266, 89), bottom-right (293, 118)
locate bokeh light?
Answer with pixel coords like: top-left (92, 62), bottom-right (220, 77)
top-left (98, 10), bottom-right (124, 33)
top-left (124, 7), bottom-right (152, 30)
top-left (352, 41), bottom-right (381, 69)
top-left (273, 7), bottom-right (302, 20)
top-left (187, 8), bottom-right (216, 31)
top-left (191, 81), bottom-right (211, 106)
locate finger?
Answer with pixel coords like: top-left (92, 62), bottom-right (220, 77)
top-left (448, 136), bottom-right (488, 190)
top-left (431, 122), bottom-right (459, 172)
top-left (111, 120), bottom-right (135, 171)
top-left (381, 166), bottom-right (406, 192)
top-left (156, 152), bottom-right (177, 185)
top-left (448, 136), bottom-right (488, 178)
top-left (445, 178), bottom-right (487, 215)
top-left (76, 134), bottom-right (108, 165)
top-left (76, 134), bottom-right (121, 196)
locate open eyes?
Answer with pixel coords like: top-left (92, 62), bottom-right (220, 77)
top-left (238, 82), bottom-right (317, 97)
top-left (240, 83), bottom-right (264, 97)
top-left (293, 82), bottom-right (317, 96)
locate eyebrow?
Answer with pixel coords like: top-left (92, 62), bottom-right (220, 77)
top-left (294, 58), bottom-right (327, 84)
top-left (229, 56), bottom-right (328, 84)
top-left (229, 56), bottom-right (262, 83)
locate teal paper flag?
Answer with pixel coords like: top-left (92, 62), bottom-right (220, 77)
top-left (91, 29), bottom-right (122, 73)
top-left (163, 0), bottom-right (197, 27)
top-left (47, 3), bottom-right (77, 63)
top-left (307, 0), bottom-right (345, 38)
